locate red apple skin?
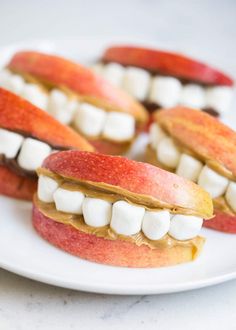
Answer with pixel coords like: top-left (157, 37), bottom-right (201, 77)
top-left (155, 107), bottom-right (236, 178)
top-left (0, 88), bottom-right (93, 200)
top-left (8, 51), bottom-right (148, 124)
top-left (0, 88), bottom-right (93, 151)
top-left (102, 46), bottom-right (234, 86)
top-left (203, 210), bottom-right (236, 233)
top-left (42, 151), bottom-right (213, 219)
top-left (33, 205), bottom-right (203, 268)
top-left (0, 166), bottom-right (36, 200)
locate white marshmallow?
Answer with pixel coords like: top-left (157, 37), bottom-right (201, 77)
top-left (4, 74), bottom-right (25, 95)
top-left (180, 84), bottom-right (206, 109)
top-left (103, 112), bottom-right (135, 141)
top-left (198, 165), bottom-right (229, 198)
top-left (149, 76), bottom-right (182, 107)
top-left (53, 188), bottom-right (84, 214)
top-left (122, 67), bottom-right (151, 101)
top-left (82, 197), bottom-right (112, 227)
top-left (205, 86), bottom-right (233, 114)
top-left (74, 103), bottom-right (107, 137)
top-left (22, 84), bottom-right (48, 110)
top-left (0, 128), bottom-right (24, 158)
top-left (176, 154), bottom-right (203, 182)
top-left (110, 200), bottom-right (145, 236)
top-left (37, 175), bottom-right (59, 203)
top-left (149, 123), bottom-right (167, 149)
top-left (17, 138), bottom-right (51, 171)
top-left (142, 210), bottom-right (170, 240)
top-left (156, 137), bottom-right (181, 168)
top-left (90, 63), bottom-right (104, 75)
top-left (169, 214), bottom-right (203, 240)
top-left (102, 63), bottom-right (125, 87)
top-left (0, 69), bottom-right (11, 87)
top-left (225, 182), bottom-right (236, 212)
top-left (48, 89), bottom-right (78, 124)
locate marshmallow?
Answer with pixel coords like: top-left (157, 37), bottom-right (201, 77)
top-left (17, 138), bottom-right (51, 171)
top-left (82, 197), bottom-right (112, 227)
top-left (225, 182), bottom-right (236, 212)
top-left (0, 128), bottom-right (24, 158)
top-left (176, 154), bottom-right (203, 182)
top-left (38, 175), bottom-right (59, 203)
top-left (103, 112), bottom-right (135, 141)
top-left (157, 137), bottom-right (181, 168)
top-left (122, 67), bottom-right (151, 101)
top-left (206, 86), bottom-right (233, 114)
top-left (149, 76), bottom-right (182, 107)
top-left (149, 123), bottom-right (167, 149)
top-left (180, 84), bottom-right (206, 109)
top-left (53, 188), bottom-right (84, 214)
top-left (110, 200), bottom-right (145, 236)
top-left (102, 63), bottom-right (125, 87)
top-left (169, 214), bottom-right (203, 240)
top-left (22, 84), bottom-right (48, 110)
top-left (4, 74), bottom-right (25, 95)
top-left (142, 210), bottom-right (170, 240)
top-left (48, 89), bottom-right (78, 124)
top-left (74, 103), bottom-right (107, 137)
top-left (0, 69), bottom-right (11, 87)
top-left (90, 63), bottom-right (104, 75)
top-left (198, 165), bottom-right (229, 198)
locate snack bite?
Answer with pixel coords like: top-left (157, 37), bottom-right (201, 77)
top-left (33, 151), bottom-right (213, 268)
top-left (3, 51), bottom-right (148, 155)
top-left (147, 107), bottom-right (236, 233)
top-left (0, 88), bottom-right (93, 200)
top-left (93, 45), bottom-right (234, 116)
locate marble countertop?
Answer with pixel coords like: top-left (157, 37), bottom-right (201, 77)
top-left (1, 0), bottom-right (236, 329)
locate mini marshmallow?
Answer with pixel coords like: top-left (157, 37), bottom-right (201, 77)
top-left (157, 137), bottom-right (181, 168)
top-left (82, 197), bottom-right (112, 227)
top-left (22, 84), bottom-right (48, 110)
top-left (17, 138), bottom-right (51, 171)
top-left (142, 210), bottom-right (170, 240)
top-left (4, 74), bottom-right (25, 95)
top-left (180, 84), bottom-right (206, 109)
top-left (91, 63), bottom-right (104, 75)
top-left (225, 182), bottom-right (236, 212)
top-left (122, 67), bottom-right (151, 101)
top-left (103, 112), bottom-right (135, 141)
top-left (176, 154), bottom-right (203, 182)
top-left (38, 175), bottom-right (59, 203)
top-left (205, 86), bottom-right (233, 114)
top-left (0, 128), bottom-right (24, 158)
top-left (168, 214), bottom-right (203, 240)
top-left (110, 200), bottom-right (145, 236)
top-left (53, 188), bottom-right (84, 214)
top-left (149, 123), bottom-right (167, 149)
top-left (74, 103), bottom-right (107, 137)
top-left (102, 63), bottom-right (125, 87)
top-left (198, 165), bottom-right (229, 198)
top-left (149, 76), bottom-right (182, 107)
top-left (48, 89), bottom-right (78, 124)
top-left (0, 69), bottom-right (11, 87)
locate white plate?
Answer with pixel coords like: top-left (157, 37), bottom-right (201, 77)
top-left (0, 38), bottom-right (236, 295)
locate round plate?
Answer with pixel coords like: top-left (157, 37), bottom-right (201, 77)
top-left (0, 38), bottom-right (236, 295)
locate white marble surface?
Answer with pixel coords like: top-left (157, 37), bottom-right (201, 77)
top-left (1, 0), bottom-right (236, 329)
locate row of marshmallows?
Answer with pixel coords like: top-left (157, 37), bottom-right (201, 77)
top-left (38, 174), bottom-right (203, 241)
top-left (0, 70), bottom-right (135, 142)
top-left (0, 128), bottom-right (53, 171)
top-left (92, 63), bottom-right (233, 114)
top-left (149, 123), bottom-right (236, 212)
